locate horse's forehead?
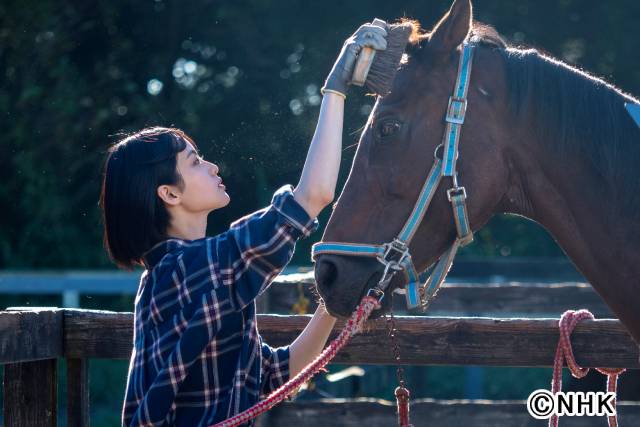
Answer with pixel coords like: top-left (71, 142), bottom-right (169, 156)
top-left (384, 56), bottom-right (451, 104)
top-left (375, 67), bottom-right (422, 108)
top-left (396, 60), bottom-right (424, 87)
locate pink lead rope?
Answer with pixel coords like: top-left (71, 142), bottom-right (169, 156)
top-left (210, 296), bottom-right (382, 427)
top-left (212, 305), bottom-right (628, 427)
top-left (550, 309), bottom-right (626, 427)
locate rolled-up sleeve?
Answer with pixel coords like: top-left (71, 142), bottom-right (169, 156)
top-left (212, 184), bottom-right (319, 310)
top-left (259, 338), bottom-right (290, 399)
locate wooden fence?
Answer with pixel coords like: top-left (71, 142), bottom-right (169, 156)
top-left (2, 280), bottom-right (640, 426)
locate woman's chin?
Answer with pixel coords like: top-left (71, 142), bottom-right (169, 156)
top-left (220, 198), bottom-right (230, 209)
top-left (208, 196), bottom-right (230, 213)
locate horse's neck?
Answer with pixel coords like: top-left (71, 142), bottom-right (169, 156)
top-left (507, 130), bottom-right (640, 345)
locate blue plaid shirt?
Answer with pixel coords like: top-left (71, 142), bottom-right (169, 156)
top-left (122, 185), bottom-right (318, 427)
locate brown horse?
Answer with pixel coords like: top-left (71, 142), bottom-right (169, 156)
top-left (313, 0), bottom-right (640, 348)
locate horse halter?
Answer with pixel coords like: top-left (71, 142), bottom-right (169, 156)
top-left (312, 43), bottom-right (476, 311)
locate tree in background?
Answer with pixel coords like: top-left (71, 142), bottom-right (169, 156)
top-left (1, 0), bottom-right (638, 269)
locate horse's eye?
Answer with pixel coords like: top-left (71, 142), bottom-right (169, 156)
top-left (376, 119), bottom-right (402, 139)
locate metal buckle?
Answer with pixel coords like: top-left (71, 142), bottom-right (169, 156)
top-left (445, 96), bottom-right (467, 125)
top-left (380, 239), bottom-right (410, 269)
top-left (446, 186), bottom-right (467, 202)
top-left (367, 287), bottom-right (385, 303)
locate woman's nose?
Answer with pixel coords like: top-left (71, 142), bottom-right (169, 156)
top-left (209, 163), bottom-right (219, 175)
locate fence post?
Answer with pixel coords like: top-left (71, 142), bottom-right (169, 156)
top-left (2, 308), bottom-right (64, 427)
top-left (4, 359), bottom-right (58, 426)
top-left (67, 358), bottom-right (90, 427)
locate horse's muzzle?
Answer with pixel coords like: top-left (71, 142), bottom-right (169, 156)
top-left (314, 254), bottom-right (395, 318)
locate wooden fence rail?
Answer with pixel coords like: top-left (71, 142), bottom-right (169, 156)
top-left (59, 310), bottom-right (639, 367)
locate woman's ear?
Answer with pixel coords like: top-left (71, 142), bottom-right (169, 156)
top-left (429, 0), bottom-right (473, 52)
top-left (157, 185), bottom-right (181, 206)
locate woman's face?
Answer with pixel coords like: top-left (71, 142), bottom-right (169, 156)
top-left (173, 141), bottom-right (230, 213)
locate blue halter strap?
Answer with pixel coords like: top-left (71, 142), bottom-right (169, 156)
top-left (312, 43), bottom-right (475, 311)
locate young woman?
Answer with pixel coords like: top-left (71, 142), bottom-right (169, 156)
top-left (100, 23), bottom-right (387, 427)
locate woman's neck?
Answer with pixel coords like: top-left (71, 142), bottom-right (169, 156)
top-left (165, 211), bottom-right (208, 241)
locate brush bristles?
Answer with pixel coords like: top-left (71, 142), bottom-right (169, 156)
top-left (366, 23), bottom-right (412, 96)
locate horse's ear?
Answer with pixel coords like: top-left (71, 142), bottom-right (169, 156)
top-left (429, 0), bottom-right (473, 52)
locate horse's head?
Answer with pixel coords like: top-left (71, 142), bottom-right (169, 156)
top-left (314, 0), bottom-right (516, 318)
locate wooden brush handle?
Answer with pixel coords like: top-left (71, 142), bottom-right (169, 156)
top-left (351, 47), bottom-right (376, 86)
top-left (350, 18), bottom-right (387, 87)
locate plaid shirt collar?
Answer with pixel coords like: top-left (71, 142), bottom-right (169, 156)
top-left (142, 238), bottom-right (190, 269)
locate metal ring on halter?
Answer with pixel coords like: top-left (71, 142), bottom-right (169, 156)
top-left (377, 262), bottom-right (396, 289)
top-left (433, 143), bottom-right (444, 160)
top-left (378, 238), bottom-right (410, 269)
top-left (366, 286), bottom-right (385, 303)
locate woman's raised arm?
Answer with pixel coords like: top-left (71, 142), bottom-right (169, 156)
top-left (292, 92), bottom-right (345, 218)
top-left (293, 23), bottom-right (387, 218)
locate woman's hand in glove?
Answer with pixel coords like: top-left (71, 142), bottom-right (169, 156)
top-left (321, 23), bottom-right (388, 98)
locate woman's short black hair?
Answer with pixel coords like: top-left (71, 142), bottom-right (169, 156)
top-left (99, 126), bottom-right (198, 270)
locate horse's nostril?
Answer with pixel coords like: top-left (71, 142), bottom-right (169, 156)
top-left (315, 259), bottom-right (338, 291)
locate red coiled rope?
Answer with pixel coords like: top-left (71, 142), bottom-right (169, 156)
top-left (550, 309), bottom-right (626, 427)
top-left (210, 296), bottom-right (381, 427)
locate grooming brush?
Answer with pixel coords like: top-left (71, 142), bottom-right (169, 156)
top-left (350, 18), bottom-right (412, 96)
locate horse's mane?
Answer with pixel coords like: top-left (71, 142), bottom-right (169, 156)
top-left (495, 27), bottom-right (640, 222)
top-left (402, 18), bottom-right (640, 221)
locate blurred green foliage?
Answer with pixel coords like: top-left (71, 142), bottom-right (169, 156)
top-left (1, 0), bottom-right (639, 269)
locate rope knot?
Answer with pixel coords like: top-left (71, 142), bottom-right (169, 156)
top-left (550, 309), bottom-right (626, 427)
